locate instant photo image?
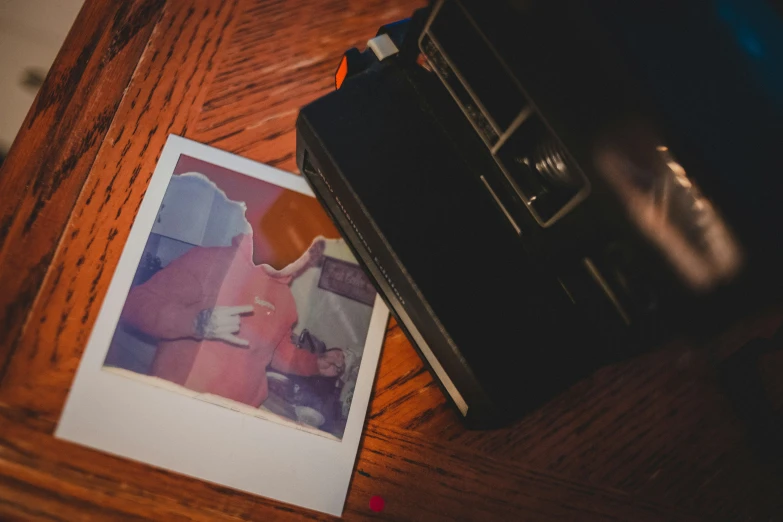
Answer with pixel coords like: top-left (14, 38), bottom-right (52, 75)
top-left (57, 136), bottom-right (389, 516)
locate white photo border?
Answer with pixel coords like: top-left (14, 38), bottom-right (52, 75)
top-left (56, 135), bottom-right (389, 516)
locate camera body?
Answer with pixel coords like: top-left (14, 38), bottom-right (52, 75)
top-left (296, 0), bottom-right (783, 426)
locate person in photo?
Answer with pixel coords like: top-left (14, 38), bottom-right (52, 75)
top-left (120, 233), bottom-right (346, 407)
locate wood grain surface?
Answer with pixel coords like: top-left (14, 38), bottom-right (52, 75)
top-left (0, 0), bottom-right (164, 377)
top-left (0, 0), bottom-right (782, 520)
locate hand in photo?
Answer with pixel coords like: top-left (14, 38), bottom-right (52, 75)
top-left (195, 305), bottom-right (254, 347)
top-left (317, 348), bottom-right (346, 377)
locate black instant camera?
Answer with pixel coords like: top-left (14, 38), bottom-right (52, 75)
top-left (296, 0), bottom-right (783, 426)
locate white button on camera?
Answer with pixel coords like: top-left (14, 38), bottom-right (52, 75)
top-left (367, 34), bottom-right (399, 61)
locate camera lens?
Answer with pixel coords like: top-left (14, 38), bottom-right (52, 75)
top-left (532, 138), bottom-right (580, 189)
top-left (496, 116), bottom-right (587, 224)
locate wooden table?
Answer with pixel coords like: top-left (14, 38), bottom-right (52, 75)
top-left (1, 1), bottom-right (782, 519)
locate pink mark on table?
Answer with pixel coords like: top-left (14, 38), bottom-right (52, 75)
top-left (369, 495), bottom-right (385, 512)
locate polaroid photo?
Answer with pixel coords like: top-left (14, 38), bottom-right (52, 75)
top-left (56, 135), bottom-right (389, 516)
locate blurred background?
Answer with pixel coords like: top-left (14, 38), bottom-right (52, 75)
top-left (0, 0), bottom-right (83, 166)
